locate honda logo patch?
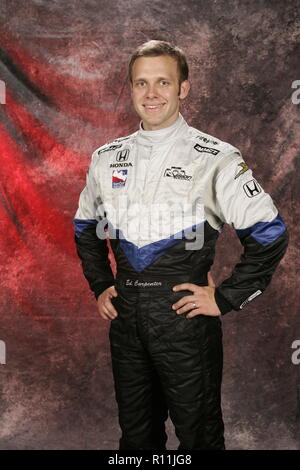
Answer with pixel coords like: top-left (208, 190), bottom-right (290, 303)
top-left (116, 149), bottom-right (130, 162)
top-left (243, 179), bottom-right (262, 198)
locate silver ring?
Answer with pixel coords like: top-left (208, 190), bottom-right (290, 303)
top-left (192, 303), bottom-right (197, 309)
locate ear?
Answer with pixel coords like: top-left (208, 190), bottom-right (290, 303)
top-left (179, 80), bottom-right (190, 100)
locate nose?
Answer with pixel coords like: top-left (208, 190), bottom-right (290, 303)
top-left (146, 83), bottom-right (158, 99)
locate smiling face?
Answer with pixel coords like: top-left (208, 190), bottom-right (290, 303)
top-left (130, 55), bottom-right (190, 131)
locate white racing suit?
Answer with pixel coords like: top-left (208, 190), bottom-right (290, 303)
top-left (73, 114), bottom-right (288, 449)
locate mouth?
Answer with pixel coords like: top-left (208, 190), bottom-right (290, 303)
top-left (143, 104), bottom-right (165, 112)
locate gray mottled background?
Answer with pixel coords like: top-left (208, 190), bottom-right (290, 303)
top-left (0, 0), bottom-right (299, 449)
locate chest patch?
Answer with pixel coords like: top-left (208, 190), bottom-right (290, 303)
top-left (112, 169), bottom-right (128, 188)
top-left (163, 166), bottom-right (192, 181)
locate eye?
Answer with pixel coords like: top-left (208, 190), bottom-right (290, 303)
top-left (160, 80), bottom-right (169, 86)
top-left (136, 81), bottom-right (146, 87)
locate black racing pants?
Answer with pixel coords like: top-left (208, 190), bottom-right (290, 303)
top-left (109, 275), bottom-right (225, 450)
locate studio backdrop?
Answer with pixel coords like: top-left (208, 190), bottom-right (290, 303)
top-left (0, 0), bottom-right (299, 450)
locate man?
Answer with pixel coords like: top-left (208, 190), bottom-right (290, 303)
top-left (73, 40), bottom-right (289, 450)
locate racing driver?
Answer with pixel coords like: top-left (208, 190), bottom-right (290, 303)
top-left (73, 40), bottom-right (289, 450)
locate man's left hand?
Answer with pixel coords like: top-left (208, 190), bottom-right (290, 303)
top-left (172, 272), bottom-right (221, 318)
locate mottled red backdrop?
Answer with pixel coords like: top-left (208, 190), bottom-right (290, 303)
top-left (0, 0), bottom-right (299, 449)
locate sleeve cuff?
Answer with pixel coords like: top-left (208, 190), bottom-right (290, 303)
top-left (214, 288), bottom-right (233, 315)
top-left (93, 281), bottom-right (115, 300)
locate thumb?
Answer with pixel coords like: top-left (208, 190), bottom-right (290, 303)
top-left (207, 271), bottom-right (215, 287)
top-left (110, 285), bottom-right (118, 297)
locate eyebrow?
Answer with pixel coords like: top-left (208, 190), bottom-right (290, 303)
top-left (133, 76), bottom-right (172, 83)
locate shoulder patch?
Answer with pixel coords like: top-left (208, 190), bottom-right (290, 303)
top-left (97, 144), bottom-right (122, 155)
top-left (234, 162), bottom-right (250, 180)
top-left (96, 131), bottom-right (137, 156)
top-left (243, 179), bottom-right (262, 198)
top-left (194, 144), bottom-right (220, 155)
top-left (195, 134), bottom-right (220, 146)
top-left (189, 127), bottom-right (241, 157)
top-left (113, 136), bottom-right (131, 143)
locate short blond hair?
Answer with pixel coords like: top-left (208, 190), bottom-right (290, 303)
top-left (128, 40), bottom-right (189, 85)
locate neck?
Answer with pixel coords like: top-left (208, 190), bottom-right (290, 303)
top-left (137, 113), bottom-right (187, 146)
top-left (142, 113), bottom-right (180, 131)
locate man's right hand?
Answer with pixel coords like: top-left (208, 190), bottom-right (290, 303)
top-left (97, 286), bottom-right (118, 321)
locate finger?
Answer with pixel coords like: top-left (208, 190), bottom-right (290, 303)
top-left (186, 309), bottom-right (202, 318)
top-left (98, 308), bottom-right (112, 320)
top-left (105, 302), bottom-right (118, 319)
top-left (109, 293), bottom-right (121, 314)
top-left (99, 304), bottom-right (118, 320)
top-left (101, 311), bottom-right (117, 320)
top-left (207, 271), bottom-right (215, 287)
top-left (172, 283), bottom-right (197, 293)
top-left (99, 312), bottom-right (111, 321)
top-left (186, 309), bottom-right (220, 318)
top-left (172, 295), bottom-right (195, 310)
top-left (109, 286), bottom-right (118, 297)
top-left (108, 296), bottom-right (119, 315)
top-left (176, 302), bottom-right (200, 315)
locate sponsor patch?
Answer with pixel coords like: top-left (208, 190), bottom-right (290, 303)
top-left (98, 144), bottom-right (122, 155)
top-left (194, 144), bottom-right (220, 155)
top-left (243, 179), bottom-right (262, 198)
top-left (110, 162), bottom-right (133, 168)
top-left (163, 166), bottom-right (192, 181)
top-left (234, 162), bottom-right (250, 179)
top-left (113, 136), bottom-right (130, 143)
top-left (112, 169), bottom-right (128, 188)
top-left (240, 290), bottom-right (262, 309)
top-left (116, 149), bottom-right (130, 162)
top-left (196, 135), bottom-right (219, 146)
